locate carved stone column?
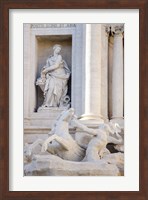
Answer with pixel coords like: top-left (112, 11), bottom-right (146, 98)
top-left (101, 25), bottom-right (110, 122)
top-left (81, 24), bottom-right (103, 123)
top-left (108, 35), bottom-right (114, 119)
top-left (24, 24), bottom-right (31, 126)
top-left (111, 25), bottom-right (124, 124)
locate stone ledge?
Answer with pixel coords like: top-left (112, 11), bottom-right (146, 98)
top-left (24, 154), bottom-right (121, 176)
top-left (24, 126), bottom-right (76, 134)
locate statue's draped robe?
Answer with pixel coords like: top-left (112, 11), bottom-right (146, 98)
top-left (38, 56), bottom-right (70, 107)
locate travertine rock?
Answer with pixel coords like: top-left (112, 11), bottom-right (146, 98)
top-left (114, 144), bottom-right (124, 152)
top-left (102, 152), bottom-right (124, 175)
top-left (24, 154), bottom-right (120, 176)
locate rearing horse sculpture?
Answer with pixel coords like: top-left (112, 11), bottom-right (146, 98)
top-left (24, 108), bottom-right (123, 163)
top-left (41, 108), bottom-right (85, 161)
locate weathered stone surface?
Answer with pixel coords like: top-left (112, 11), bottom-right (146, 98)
top-left (24, 154), bottom-right (120, 176)
top-left (114, 144), bottom-right (124, 152)
top-left (103, 152), bottom-right (124, 175)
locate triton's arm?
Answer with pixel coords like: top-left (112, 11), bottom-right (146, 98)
top-left (71, 118), bottom-right (97, 136)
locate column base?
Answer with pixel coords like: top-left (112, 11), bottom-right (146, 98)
top-left (80, 113), bottom-right (104, 120)
top-left (79, 113), bottom-right (104, 127)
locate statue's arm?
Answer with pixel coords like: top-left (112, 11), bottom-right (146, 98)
top-left (72, 118), bottom-right (97, 136)
top-left (42, 55), bottom-right (62, 74)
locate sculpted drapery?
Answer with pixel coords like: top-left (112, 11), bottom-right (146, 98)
top-left (36, 44), bottom-right (70, 108)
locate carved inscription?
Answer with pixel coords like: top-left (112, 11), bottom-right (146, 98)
top-left (31, 24), bottom-right (76, 28)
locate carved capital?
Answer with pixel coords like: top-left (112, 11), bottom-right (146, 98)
top-left (111, 25), bottom-right (124, 37)
top-left (104, 25), bottom-right (111, 37)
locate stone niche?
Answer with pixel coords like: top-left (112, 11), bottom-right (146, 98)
top-left (24, 24), bottom-right (85, 138)
top-left (36, 35), bottom-right (72, 110)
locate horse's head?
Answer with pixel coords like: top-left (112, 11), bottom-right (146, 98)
top-left (59, 108), bottom-right (75, 122)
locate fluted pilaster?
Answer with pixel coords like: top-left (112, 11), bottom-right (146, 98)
top-left (111, 25), bottom-right (124, 123)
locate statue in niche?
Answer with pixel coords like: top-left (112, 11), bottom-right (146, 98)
top-left (36, 44), bottom-right (71, 109)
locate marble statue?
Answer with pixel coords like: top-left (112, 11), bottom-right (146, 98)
top-left (24, 108), bottom-right (85, 162)
top-left (71, 117), bottom-right (123, 161)
top-left (24, 108), bottom-right (124, 176)
top-left (41, 108), bottom-right (85, 161)
top-left (36, 44), bottom-right (71, 108)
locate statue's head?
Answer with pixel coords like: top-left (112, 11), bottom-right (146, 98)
top-left (53, 44), bottom-right (62, 54)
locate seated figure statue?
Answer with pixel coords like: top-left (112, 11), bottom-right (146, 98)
top-left (71, 119), bottom-right (123, 162)
top-left (36, 44), bottom-right (70, 108)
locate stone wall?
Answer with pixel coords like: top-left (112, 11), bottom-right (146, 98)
top-left (24, 23), bottom-right (124, 142)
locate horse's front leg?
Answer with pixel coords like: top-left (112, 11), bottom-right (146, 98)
top-left (53, 135), bottom-right (70, 150)
top-left (41, 134), bottom-right (70, 153)
top-left (41, 134), bottom-right (56, 152)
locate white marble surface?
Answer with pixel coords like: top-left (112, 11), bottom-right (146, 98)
top-left (24, 109), bottom-right (124, 176)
